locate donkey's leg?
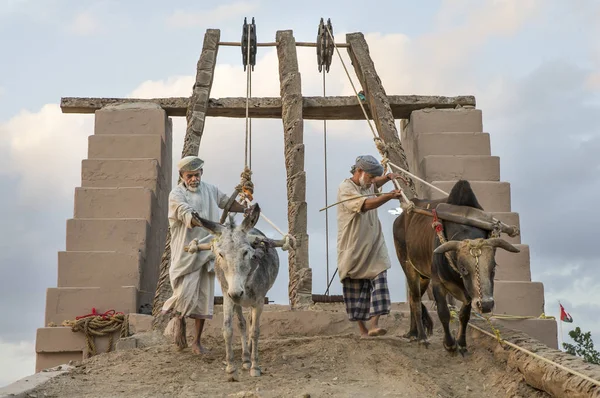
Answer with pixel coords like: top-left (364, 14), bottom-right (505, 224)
top-left (222, 297), bottom-right (238, 381)
top-left (249, 303), bottom-right (264, 377)
top-left (235, 305), bottom-right (251, 370)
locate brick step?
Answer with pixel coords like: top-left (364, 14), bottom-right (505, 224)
top-left (427, 180), bottom-right (511, 212)
top-left (410, 108), bottom-right (483, 134)
top-left (57, 251), bottom-right (142, 288)
top-left (94, 103), bottom-right (169, 141)
top-left (493, 281), bottom-right (544, 317)
top-left (45, 286), bottom-right (138, 326)
top-left (66, 218), bottom-right (149, 254)
top-left (74, 187), bottom-right (155, 220)
top-left (490, 212), bottom-right (521, 244)
top-left (416, 132), bottom-right (491, 157)
top-left (88, 134), bottom-right (169, 170)
top-left (421, 155), bottom-right (500, 182)
top-left (35, 352), bottom-right (83, 373)
top-left (81, 158), bottom-right (164, 193)
top-left (494, 244), bottom-right (531, 281)
top-left (491, 318), bottom-right (558, 349)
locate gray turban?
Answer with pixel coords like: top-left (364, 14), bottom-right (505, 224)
top-left (352, 155), bottom-right (384, 176)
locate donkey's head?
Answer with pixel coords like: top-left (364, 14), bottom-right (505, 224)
top-left (195, 203), bottom-right (262, 303)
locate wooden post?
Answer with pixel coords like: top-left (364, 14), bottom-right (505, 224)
top-left (152, 29), bottom-right (221, 330)
top-left (275, 30), bottom-right (313, 309)
top-left (346, 32), bottom-right (417, 199)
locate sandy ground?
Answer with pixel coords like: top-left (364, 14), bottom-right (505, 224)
top-left (29, 317), bottom-right (548, 398)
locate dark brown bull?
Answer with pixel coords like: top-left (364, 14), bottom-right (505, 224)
top-left (393, 180), bottom-right (520, 354)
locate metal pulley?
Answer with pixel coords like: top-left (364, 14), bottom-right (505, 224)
top-left (317, 18), bottom-right (334, 73)
top-left (242, 17), bottom-right (257, 71)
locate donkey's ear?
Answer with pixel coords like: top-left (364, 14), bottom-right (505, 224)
top-left (240, 203), bottom-right (260, 232)
top-left (193, 212), bottom-right (226, 235)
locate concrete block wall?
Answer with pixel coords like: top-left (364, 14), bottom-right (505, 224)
top-left (401, 108), bottom-right (557, 349)
top-left (35, 103), bottom-right (172, 371)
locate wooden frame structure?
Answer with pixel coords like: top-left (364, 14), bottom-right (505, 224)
top-left (60, 28), bottom-right (476, 310)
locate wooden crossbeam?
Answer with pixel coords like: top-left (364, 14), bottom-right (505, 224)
top-left (218, 41), bottom-right (350, 48)
top-left (60, 95), bottom-right (476, 120)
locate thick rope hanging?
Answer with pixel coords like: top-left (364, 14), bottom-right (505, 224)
top-left (318, 17), bottom-right (334, 294)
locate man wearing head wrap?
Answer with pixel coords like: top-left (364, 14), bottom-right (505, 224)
top-left (162, 156), bottom-right (247, 354)
top-left (336, 155), bottom-right (403, 337)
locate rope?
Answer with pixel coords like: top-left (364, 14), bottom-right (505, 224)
top-left (241, 197), bottom-right (288, 238)
top-left (466, 316), bottom-right (600, 388)
top-left (58, 308), bottom-right (130, 358)
top-left (322, 69), bottom-right (331, 293)
top-left (245, 22), bottom-right (252, 170)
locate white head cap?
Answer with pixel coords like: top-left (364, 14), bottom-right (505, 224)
top-left (177, 156), bottom-right (204, 172)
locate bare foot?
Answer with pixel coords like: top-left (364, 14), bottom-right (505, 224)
top-left (368, 328), bottom-right (387, 337)
top-left (360, 333), bottom-right (372, 339)
top-left (191, 342), bottom-right (210, 355)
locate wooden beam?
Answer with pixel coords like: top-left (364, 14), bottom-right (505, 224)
top-left (60, 95), bottom-right (476, 120)
top-left (346, 32), bottom-right (418, 199)
top-left (276, 29), bottom-right (313, 310)
top-left (217, 41), bottom-right (350, 48)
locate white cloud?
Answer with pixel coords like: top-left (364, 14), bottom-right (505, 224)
top-left (0, 104), bottom-right (92, 203)
top-left (67, 12), bottom-right (101, 36)
top-left (166, 1), bottom-right (259, 29)
top-left (0, 339), bottom-right (35, 388)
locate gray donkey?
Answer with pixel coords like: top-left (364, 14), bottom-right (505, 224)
top-left (188, 203), bottom-right (280, 380)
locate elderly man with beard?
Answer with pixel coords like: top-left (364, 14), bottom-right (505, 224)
top-left (162, 155), bottom-right (247, 355)
top-left (336, 155), bottom-right (403, 338)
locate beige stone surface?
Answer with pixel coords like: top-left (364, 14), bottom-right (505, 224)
top-left (494, 244), bottom-right (531, 281)
top-left (81, 159), bottom-right (163, 194)
top-left (57, 251), bottom-right (142, 288)
top-left (427, 180), bottom-right (512, 212)
top-left (94, 105), bottom-right (168, 140)
top-left (36, 327), bottom-right (86, 353)
top-left (65, 218), bottom-right (149, 254)
top-left (416, 132), bottom-right (491, 157)
top-left (493, 281), bottom-right (545, 317)
top-left (127, 314), bottom-right (153, 334)
top-left (35, 352), bottom-right (81, 373)
top-left (410, 108), bottom-right (483, 134)
top-left (45, 286), bottom-right (138, 326)
top-left (74, 187), bottom-right (154, 220)
top-left (87, 134), bottom-right (167, 167)
top-left (492, 318), bottom-right (558, 349)
top-left (420, 155), bottom-right (500, 182)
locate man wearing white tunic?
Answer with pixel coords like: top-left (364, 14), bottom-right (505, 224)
top-left (336, 155), bottom-right (403, 338)
top-left (162, 156), bottom-right (246, 354)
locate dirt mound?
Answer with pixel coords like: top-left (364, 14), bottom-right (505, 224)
top-left (30, 319), bottom-right (547, 398)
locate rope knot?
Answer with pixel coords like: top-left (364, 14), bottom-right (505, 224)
top-left (235, 166), bottom-right (254, 202)
top-left (282, 234), bottom-right (296, 251)
top-left (400, 200), bottom-right (415, 214)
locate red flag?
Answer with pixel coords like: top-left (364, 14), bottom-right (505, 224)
top-left (560, 303), bottom-right (573, 323)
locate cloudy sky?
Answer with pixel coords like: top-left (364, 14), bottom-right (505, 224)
top-left (1, 0), bottom-right (599, 387)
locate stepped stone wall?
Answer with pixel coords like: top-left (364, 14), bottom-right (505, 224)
top-left (35, 103), bottom-right (173, 372)
top-left (401, 107), bottom-right (557, 349)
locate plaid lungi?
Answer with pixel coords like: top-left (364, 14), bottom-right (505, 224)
top-left (342, 270), bottom-right (391, 321)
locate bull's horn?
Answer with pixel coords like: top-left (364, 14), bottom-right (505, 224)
top-left (486, 238), bottom-right (520, 253)
top-left (433, 241), bottom-right (461, 254)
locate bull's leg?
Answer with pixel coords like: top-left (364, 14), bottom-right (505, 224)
top-left (408, 279), bottom-right (429, 347)
top-left (456, 302), bottom-right (472, 356)
top-left (432, 283), bottom-right (457, 353)
top-left (235, 305), bottom-right (251, 370)
top-left (419, 278), bottom-right (434, 336)
top-left (222, 297), bottom-right (238, 381)
top-left (249, 303), bottom-right (263, 377)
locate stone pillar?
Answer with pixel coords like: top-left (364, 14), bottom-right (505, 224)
top-left (276, 30), bottom-right (312, 309)
top-left (35, 102), bottom-right (172, 371)
top-left (402, 107), bottom-right (557, 348)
